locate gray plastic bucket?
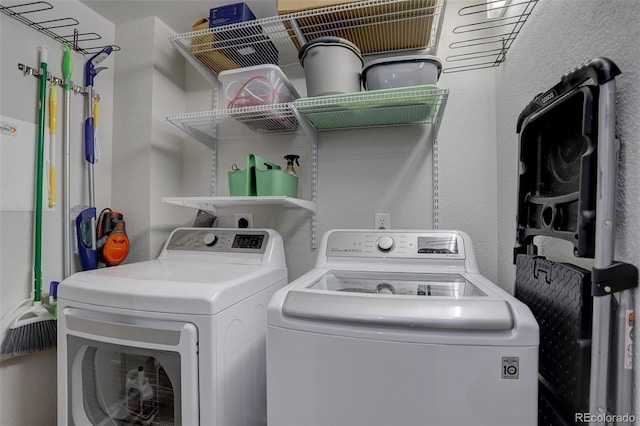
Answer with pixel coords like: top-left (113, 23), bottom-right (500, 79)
top-left (299, 37), bottom-right (363, 96)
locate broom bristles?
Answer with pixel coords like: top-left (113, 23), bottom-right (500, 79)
top-left (0, 319), bottom-right (57, 360)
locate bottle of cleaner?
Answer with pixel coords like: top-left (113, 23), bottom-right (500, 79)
top-left (284, 154), bottom-right (300, 176)
top-left (126, 366), bottom-right (155, 419)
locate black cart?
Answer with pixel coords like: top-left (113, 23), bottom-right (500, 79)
top-left (514, 57), bottom-right (637, 425)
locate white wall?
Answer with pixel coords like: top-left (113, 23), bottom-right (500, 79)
top-left (0, 2), bottom-right (115, 424)
top-left (112, 16), bottom-right (192, 263)
top-left (494, 0), bottom-right (640, 415)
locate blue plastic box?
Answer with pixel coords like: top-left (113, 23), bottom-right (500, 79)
top-left (209, 3), bottom-right (256, 27)
top-left (207, 2), bottom-right (278, 66)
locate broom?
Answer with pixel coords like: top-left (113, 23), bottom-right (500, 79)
top-left (0, 46), bottom-right (56, 360)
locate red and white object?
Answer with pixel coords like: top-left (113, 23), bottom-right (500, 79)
top-left (219, 64), bottom-right (300, 109)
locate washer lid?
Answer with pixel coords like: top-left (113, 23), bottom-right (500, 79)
top-left (282, 270), bottom-right (514, 330)
top-left (59, 259), bottom-right (287, 315)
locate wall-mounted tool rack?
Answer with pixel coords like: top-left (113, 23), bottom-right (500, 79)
top-left (444, 0), bottom-right (538, 73)
top-left (0, 1), bottom-right (120, 55)
top-left (17, 62), bottom-right (90, 95)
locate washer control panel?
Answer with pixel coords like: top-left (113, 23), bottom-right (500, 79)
top-left (166, 229), bottom-right (268, 253)
top-left (326, 231), bottom-right (466, 259)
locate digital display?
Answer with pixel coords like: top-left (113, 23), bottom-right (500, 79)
top-left (232, 234), bottom-right (264, 249)
top-left (417, 236), bottom-right (458, 254)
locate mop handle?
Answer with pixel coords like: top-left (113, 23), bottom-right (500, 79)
top-left (62, 44), bottom-right (72, 278)
top-left (34, 46), bottom-right (48, 302)
top-left (83, 46), bottom-right (111, 165)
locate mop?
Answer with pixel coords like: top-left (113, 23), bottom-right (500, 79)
top-left (1, 46), bottom-right (56, 360)
top-left (76, 45), bottom-right (112, 271)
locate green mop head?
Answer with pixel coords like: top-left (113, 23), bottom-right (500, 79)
top-left (0, 300), bottom-right (56, 361)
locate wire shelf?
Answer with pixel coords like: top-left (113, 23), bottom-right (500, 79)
top-left (167, 86), bottom-right (447, 146)
top-left (170, 0), bottom-right (445, 77)
top-left (166, 103), bottom-right (302, 148)
top-left (0, 1), bottom-right (120, 54)
top-left (443, 0), bottom-right (538, 73)
top-left (294, 86), bottom-right (448, 135)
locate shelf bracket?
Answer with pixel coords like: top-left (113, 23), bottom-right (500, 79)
top-left (291, 107), bottom-right (317, 249)
top-left (432, 137), bottom-right (439, 230)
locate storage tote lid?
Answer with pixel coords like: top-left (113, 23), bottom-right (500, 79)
top-left (298, 36), bottom-right (363, 66)
top-left (363, 54), bottom-right (443, 78)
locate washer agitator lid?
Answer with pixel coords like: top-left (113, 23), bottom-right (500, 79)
top-left (267, 229), bottom-right (539, 347)
top-left (282, 270), bottom-right (514, 331)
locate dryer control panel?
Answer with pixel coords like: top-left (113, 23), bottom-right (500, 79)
top-left (325, 231), bottom-right (466, 260)
top-left (165, 229), bottom-right (268, 253)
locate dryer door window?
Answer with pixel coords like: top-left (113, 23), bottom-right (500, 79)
top-left (63, 309), bottom-right (199, 425)
top-left (68, 337), bottom-right (181, 425)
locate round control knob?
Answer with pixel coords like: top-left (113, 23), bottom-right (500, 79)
top-left (376, 236), bottom-right (395, 252)
top-left (203, 233), bottom-right (218, 247)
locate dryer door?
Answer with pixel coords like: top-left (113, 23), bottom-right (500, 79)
top-left (62, 308), bottom-right (198, 426)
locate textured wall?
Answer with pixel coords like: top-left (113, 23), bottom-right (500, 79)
top-left (112, 16), bottom-right (192, 262)
top-left (495, 0), bottom-right (640, 416)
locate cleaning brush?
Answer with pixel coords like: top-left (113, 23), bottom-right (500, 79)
top-left (0, 300), bottom-right (57, 360)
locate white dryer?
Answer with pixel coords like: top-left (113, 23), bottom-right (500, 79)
top-left (267, 229), bottom-right (539, 426)
top-left (57, 228), bottom-right (287, 426)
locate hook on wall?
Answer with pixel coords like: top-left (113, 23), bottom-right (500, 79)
top-left (443, 0), bottom-right (538, 73)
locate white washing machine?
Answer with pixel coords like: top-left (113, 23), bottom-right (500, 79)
top-left (267, 229), bottom-right (539, 426)
top-left (57, 228), bottom-right (287, 426)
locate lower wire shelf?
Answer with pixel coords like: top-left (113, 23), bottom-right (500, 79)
top-left (165, 86), bottom-right (449, 147)
top-left (294, 85), bottom-right (448, 134)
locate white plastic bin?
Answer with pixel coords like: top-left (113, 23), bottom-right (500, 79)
top-left (362, 55), bottom-right (442, 90)
top-left (298, 37), bottom-right (363, 96)
top-left (219, 64), bottom-right (300, 109)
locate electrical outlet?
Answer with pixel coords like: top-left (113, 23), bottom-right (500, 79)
top-left (375, 213), bottom-right (391, 230)
top-left (235, 213), bottom-right (253, 229)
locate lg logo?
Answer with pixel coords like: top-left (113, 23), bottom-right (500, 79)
top-left (502, 357), bottom-right (520, 379)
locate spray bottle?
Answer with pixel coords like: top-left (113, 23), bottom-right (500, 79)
top-left (284, 155), bottom-right (300, 176)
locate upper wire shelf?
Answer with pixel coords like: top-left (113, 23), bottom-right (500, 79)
top-left (169, 0), bottom-right (445, 79)
top-left (0, 1), bottom-right (120, 55)
top-left (443, 0), bottom-right (538, 73)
